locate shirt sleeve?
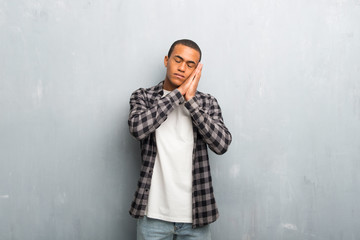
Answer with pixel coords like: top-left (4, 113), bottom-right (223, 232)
top-left (128, 88), bottom-right (184, 140)
top-left (184, 95), bottom-right (232, 155)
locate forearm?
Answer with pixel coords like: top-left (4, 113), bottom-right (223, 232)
top-left (185, 96), bottom-right (232, 154)
top-left (128, 88), bottom-right (184, 140)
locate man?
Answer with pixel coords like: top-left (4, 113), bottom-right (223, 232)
top-left (128, 39), bottom-right (232, 239)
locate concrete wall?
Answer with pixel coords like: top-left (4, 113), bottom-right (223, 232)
top-left (1, 0), bottom-right (360, 239)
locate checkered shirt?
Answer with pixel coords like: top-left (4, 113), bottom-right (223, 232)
top-left (128, 81), bottom-right (232, 228)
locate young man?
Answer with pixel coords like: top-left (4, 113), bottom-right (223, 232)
top-left (128, 39), bottom-right (232, 239)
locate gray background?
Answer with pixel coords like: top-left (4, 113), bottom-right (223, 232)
top-left (1, 0), bottom-right (360, 239)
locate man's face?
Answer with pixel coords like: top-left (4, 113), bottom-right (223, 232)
top-left (163, 44), bottom-right (201, 90)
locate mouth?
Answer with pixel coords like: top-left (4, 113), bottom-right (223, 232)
top-left (174, 73), bottom-right (185, 79)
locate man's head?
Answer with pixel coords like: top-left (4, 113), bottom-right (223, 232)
top-left (167, 39), bottom-right (202, 62)
top-left (163, 39), bottom-right (202, 91)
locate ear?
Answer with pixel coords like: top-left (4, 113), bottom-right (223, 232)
top-left (164, 56), bottom-right (168, 67)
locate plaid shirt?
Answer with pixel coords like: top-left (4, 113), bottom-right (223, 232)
top-left (128, 81), bottom-right (232, 228)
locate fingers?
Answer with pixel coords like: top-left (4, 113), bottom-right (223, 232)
top-left (186, 63), bottom-right (202, 83)
top-left (194, 63), bottom-right (203, 81)
top-left (192, 63), bottom-right (203, 80)
top-left (178, 63), bottom-right (201, 93)
top-left (178, 63), bottom-right (203, 98)
top-left (191, 63), bottom-right (203, 89)
top-left (178, 73), bottom-right (194, 95)
top-left (184, 63), bottom-right (203, 101)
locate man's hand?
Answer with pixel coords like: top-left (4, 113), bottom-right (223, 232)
top-left (177, 63), bottom-right (203, 101)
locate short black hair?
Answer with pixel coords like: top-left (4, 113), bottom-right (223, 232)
top-left (167, 39), bottom-right (202, 62)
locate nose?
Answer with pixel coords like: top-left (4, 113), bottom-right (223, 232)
top-left (178, 62), bottom-right (186, 72)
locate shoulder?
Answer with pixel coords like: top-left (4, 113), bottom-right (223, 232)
top-left (130, 81), bottom-right (163, 98)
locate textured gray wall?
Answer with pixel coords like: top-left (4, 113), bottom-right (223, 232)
top-left (1, 0), bottom-right (360, 239)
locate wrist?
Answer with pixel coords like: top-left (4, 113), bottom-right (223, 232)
top-left (177, 86), bottom-right (186, 96)
top-left (185, 94), bottom-right (194, 101)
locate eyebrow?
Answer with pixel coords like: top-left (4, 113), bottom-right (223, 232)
top-left (174, 55), bottom-right (196, 65)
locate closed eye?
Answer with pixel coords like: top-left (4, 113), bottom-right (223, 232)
top-left (174, 56), bottom-right (182, 63)
top-left (187, 63), bottom-right (195, 68)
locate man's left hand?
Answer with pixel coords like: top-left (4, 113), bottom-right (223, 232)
top-left (184, 63), bottom-right (203, 101)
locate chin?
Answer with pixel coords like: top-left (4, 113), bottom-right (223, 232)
top-left (164, 77), bottom-right (185, 90)
top-left (170, 79), bottom-right (184, 87)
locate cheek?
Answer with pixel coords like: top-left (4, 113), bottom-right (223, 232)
top-left (167, 66), bottom-right (174, 75)
top-left (186, 68), bottom-right (195, 78)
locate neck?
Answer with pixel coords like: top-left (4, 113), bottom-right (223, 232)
top-left (163, 78), bottom-right (176, 91)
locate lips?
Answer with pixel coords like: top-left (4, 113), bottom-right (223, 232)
top-left (174, 73), bottom-right (185, 79)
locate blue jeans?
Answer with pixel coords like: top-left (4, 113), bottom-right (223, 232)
top-left (137, 216), bottom-right (211, 240)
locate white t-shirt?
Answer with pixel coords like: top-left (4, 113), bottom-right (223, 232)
top-left (145, 90), bottom-right (194, 223)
